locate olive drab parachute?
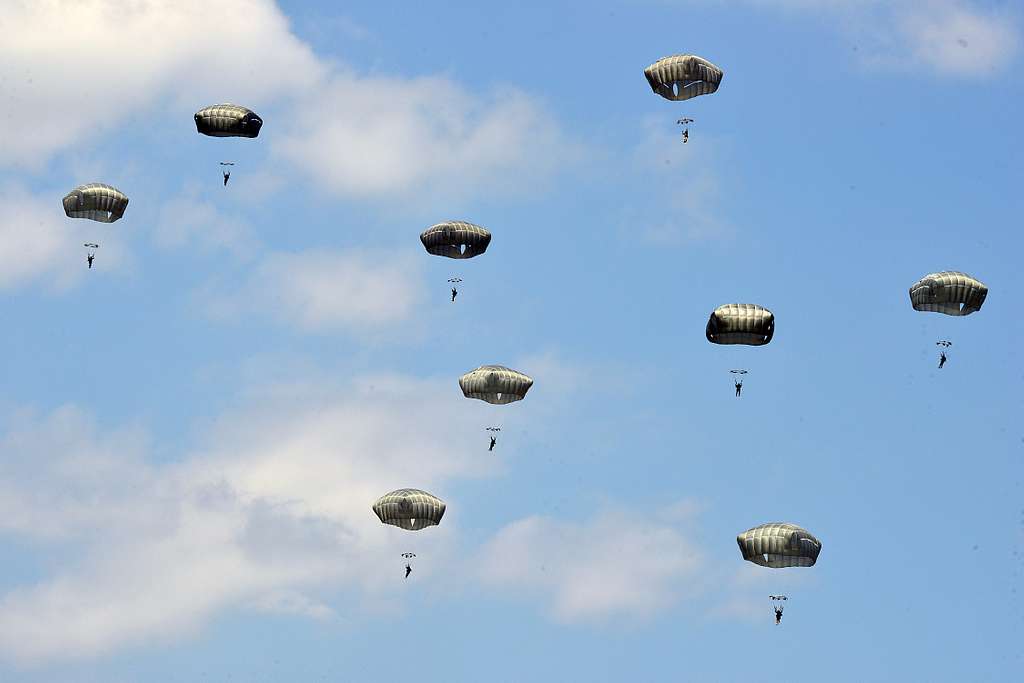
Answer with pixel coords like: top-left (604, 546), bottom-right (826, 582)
top-left (194, 104), bottom-right (264, 138)
top-left (420, 221), bottom-right (492, 259)
top-left (373, 489), bottom-right (446, 531)
top-left (459, 365), bottom-right (533, 405)
top-left (644, 55), bottom-right (723, 102)
top-left (706, 304), bottom-right (775, 346)
top-left (62, 184), bottom-right (129, 223)
top-left (909, 271), bottom-right (987, 316)
top-left (737, 523), bottom-right (821, 568)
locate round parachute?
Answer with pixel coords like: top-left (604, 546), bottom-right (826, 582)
top-left (737, 522), bottom-right (821, 568)
top-left (459, 365), bottom-right (533, 405)
top-left (420, 221), bottom-right (491, 259)
top-left (909, 271), bottom-right (987, 316)
top-left (373, 489), bottom-right (446, 531)
top-left (644, 54), bottom-right (723, 102)
top-left (194, 104), bottom-right (263, 138)
top-left (706, 304), bottom-right (775, 346)
top-left (62, 184), bottom-right (128, 223)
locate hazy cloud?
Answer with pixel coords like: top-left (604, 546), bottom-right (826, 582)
top-left (477, 504), bottom-right (705, 623)
top-left (0, 376), bottom-right (489, 664)
top-left (203, 248), bottom-right (424, 333)
top-left (0, 0), bottom-right (323, 169)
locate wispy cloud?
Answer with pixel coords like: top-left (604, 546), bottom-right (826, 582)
top-left (203, 248), bottom-right (425, 333)
top-left (0, 1), bottom-right (579, 204)
top-left (477, 503), bottom-right (706, 623)
top-left (0, 0), bottom-right (323, 169)
top-left (737, 0), bottom-right (1019, 76)
top-left (273, 76), bottom-right (578, 202)
top-left (0, 376), bottom-right (490, 664)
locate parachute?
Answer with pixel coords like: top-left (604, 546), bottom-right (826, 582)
top-left (936, 340), bottom-right (952, 348)
top-left (194, 104), bottom-right (263, 138)
top-left (737, 523), bottom-right (821, 568)
top-left (729, 369), bottom-right (748, 375)
top-left (401, 552), bottom-right (417, 559)
top-left (707, 304), bottom-right (775, 346)
top-left (62, 184), bottom-right (128, 223)
top-left (83, 243), bottom-right (99, 250)
top-left (448, 277), bottom-right (463, 283)
top-left (909, 271), bottom-right (987, 316)
top-left (420, 221), bottom-right (491, 259)
top-left (373, 489), bottom-right (446, 531)
top-left (459, 365), bottom-right (533, 404)
top-left (644, 55), bottom-right (723, 102)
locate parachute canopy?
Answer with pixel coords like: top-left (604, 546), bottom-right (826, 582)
top-left (459, 365), bottom-right (533, 405)
top-left (707, 304), bottom-right (775, 346)
top-left (737, 522), bottom-right (821, 568)
top-left (194, 104), bottom-right (263, 138)
top-left (910, 271), bottom-right (987, 316)
top-left (420, 221), bottom-right (491, 259)
top-left (644, 54), bottom-right (723, 102)
top-left (63, 184), bottom-right (128, 223)
top-left (373, 489), bottom-right (446, 531)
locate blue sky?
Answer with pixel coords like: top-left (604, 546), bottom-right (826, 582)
top-left (0, 1), bottom-right (1021, 680)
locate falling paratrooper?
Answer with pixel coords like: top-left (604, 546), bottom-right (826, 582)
top-left (644, 54), bottom-right (723, 141)
top-left (910, 272), bottom-right (986, 368)
top-left (84, 243), bottom-right (99, 270)
top-left (936, 340), bottom-right (952, 369)
top-left (738, 523), bottom-right (821, 624)
top-left (708, 305), bottom-right (774, 395)
top-left (373, 489), bottom-right (446, 581)
top-left (195, 104), bottom-right (262, 186)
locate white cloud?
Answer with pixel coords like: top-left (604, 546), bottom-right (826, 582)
top-left (273, 75), bottom-right (577, 201)
top-left (0, 0), bottom-right (324, 169)
top-left (895, 2), bottom-right (1019, 75)
top-left (203, 248), bottom-right (425, 333)
top-left (0, 184), bottom-right (129, 291)
top-left (737, 0), bottom-right (1019, 76)
top-left (0, 376), bottom-right (490, 664)
top-left (477, 504), bottom-right (705, 623)
top-left (0, 2), bottom-right (578, 203)
top-left (151, 185), bottom-right (258, 257)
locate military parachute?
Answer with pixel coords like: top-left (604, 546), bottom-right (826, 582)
top-left (194, 104), bottom-right (263, 138)
top-left (707, 304), bottom-right (775, 346)
top-left (737, 523), bottom-right (821, 568)
top-left (644, 54), bottom-right (723, 102)
top-left (459, 365), bottom-right (533, 405)
top-left (909, 271), bottom-right (987, 316)
top-left (62, 184), bottom-right (128, 223)
top-left (420, 221), bottom-right (491, 259)
top-left (372, 489), bottom-right (446, 531)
